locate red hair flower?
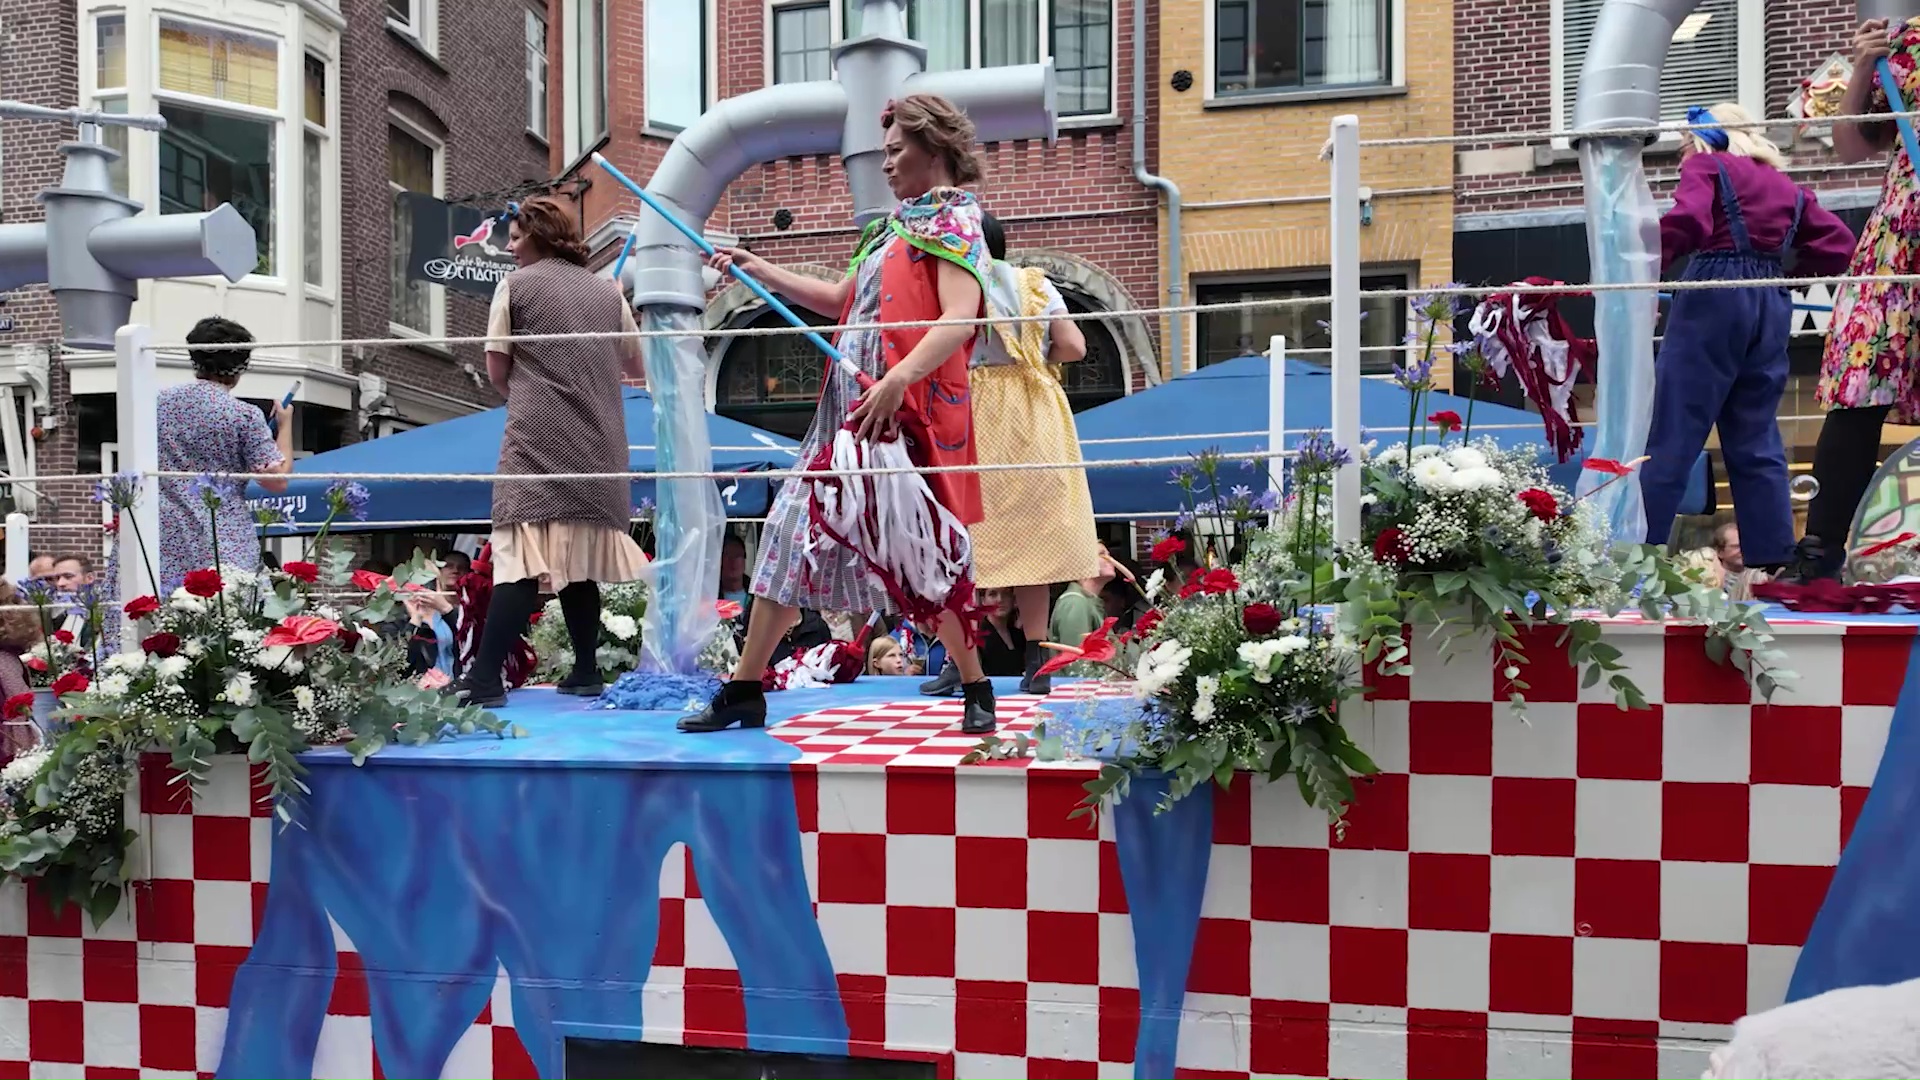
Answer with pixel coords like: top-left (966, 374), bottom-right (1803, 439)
top-left (51, 672), bottom-right (88, 697)
top-left (4, 693), bottom-right (33, 720)
top-left (1516, 488), bottom-right (1560, 522)
top-left (182, 569), bottom-right (224, 598)
top-left (263, 615), bottom-right (344, 649)
top-left (124, 595), bottom-right (160, 619)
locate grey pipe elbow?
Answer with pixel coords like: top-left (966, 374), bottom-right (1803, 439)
top-left (1569, 0), bottom-right (1699, 141)
top-left (904, 63), bottom-right (1059, 145)
top-left (627, 81), bottom-right (850, 310)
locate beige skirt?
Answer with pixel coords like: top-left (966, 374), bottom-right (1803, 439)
top-left (491, 521), bottom-right (649, 593)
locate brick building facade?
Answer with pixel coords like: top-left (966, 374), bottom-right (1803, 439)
top-left (1451, 0), bottom-right (1886, 514)
top-left (555, 0), bottom-right (1167, 447)
top-left (0, 0), bottom-right (551, 544)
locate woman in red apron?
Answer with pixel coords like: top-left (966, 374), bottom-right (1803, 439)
top-left (681, 94), bottom-right (998, 735)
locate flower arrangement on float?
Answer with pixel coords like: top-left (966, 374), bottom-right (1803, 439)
top-left (969, 284), bottom-right (1795, 828)
top-left (0, 475), bottom-right (510, 925)
top-left (527, 582), bottom-right (741, 685)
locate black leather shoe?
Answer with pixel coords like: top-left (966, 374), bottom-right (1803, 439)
top-left (557, 669), bottom-right (605, 697)
top-left (1775, 535), bottom-right (1845, 585)
top-left (960, 680), bottom-right (997, 736)
top-left (451, 678), bottom-right (508, 709)
top-left (1019, 642), bottom-right (1052, 696)
top-left (679, 681), bottom-right (768, 733)
top-left (919, 660), bottom-right (961, 697)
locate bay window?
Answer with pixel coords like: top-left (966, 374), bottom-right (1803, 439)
top-left (388, 121), bottom-right (442, 337)
top-left (773, 3), bottom-right (832, 85)
top-left (645, 0), bottom-right (707, 131)
top-left (155, 19), bottom-right (279, 276)
top-left (1212, 0), bottom-right (1392, 97)
top-left (838, 0), bottom-right (1113, 116)
top-left (562, 0), bottom-right (608, 158)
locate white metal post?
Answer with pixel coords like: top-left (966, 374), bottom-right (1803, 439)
top-left (1327, 115), bottom-right (1362, 544)
top-left (114, 324), bottom-right (158, 645)
top-left (3, 513), bottom-right (26, 581)
top-left (1267, 334), bottom-right (1287, 509)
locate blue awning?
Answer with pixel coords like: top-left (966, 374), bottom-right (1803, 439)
top-left (1073, 356), bottom-right (1712, 518)
top-left (250, 387), bottom-right (801, 533)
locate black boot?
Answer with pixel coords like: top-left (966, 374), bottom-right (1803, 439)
top-left (919, 659), bottom-right (961, 697)
top-left (1775, 535), bottom-right (1846, 585)
top-left (556, 581), bottom-right (605, 696)
top-left (679, 680), bottom-right (768, 733)
top-left (1019, 641), bottom-right (1052, 696)
top-left (960, 680), bottom-right (996, 736)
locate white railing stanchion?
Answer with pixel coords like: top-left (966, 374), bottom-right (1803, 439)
top-left (5, 513), bottom-right (27, 582)
top-left (1267, 334), bottom-right (1287, 516)
top-left (114, 324), bottom-right (159, 645)
top-left (1327, 115), bottom-right (1362, 544)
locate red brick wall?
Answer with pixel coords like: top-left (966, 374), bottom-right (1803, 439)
top-left (576, 0), bottom-right (1164, 383)
top-left (1452, 0), bottom-right (1877, 218)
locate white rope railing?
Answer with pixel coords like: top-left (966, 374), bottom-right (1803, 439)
top-left (1355, 108), bottom-right (1920, 149)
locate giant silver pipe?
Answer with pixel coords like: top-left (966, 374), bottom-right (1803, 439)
top-left (1132, 0), bottom-right (1184, 375)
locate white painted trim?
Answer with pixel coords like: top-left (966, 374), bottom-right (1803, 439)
top-left (385, 0), bottom-right (437, 55)
top-left (1202, 0), bottom-right (1401, 104)
top-left (525, 6), bottom-right (549, 141)
top-left (386, 109), bottom-right (447, 344)
top-left (765, 0), bottom-right (834, 87)
top-left (643, 0), bottom-right (719, 132)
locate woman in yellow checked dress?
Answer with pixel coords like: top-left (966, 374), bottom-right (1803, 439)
top-left (920, 212), bottom-right (1100, 697)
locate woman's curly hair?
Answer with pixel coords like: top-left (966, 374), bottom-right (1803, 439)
top-left (0, 581), bottom-right (43, 654)
top-left (186, 316), bottom-right (254, 381)
top-left (882, 94), bottom-right (983, 186)
top-left (509, 195), bottom-right (589, 267)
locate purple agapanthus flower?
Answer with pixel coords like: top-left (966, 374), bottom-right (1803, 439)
top-left (325, 480), bottom-right (371, 522)
top-left (92, 470), bottom-right (142, 510)
top-left (1393, 354), bottom-right (1435, 392)
top-left (1293, 429), bottom-right (1353, 473)
top-left (190, 473), bottom-right (225, 510)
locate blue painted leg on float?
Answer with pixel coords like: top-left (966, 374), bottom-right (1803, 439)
top-left (688, 769), bottom-right (849, 1053)
top-left (215, 822), bottom-right (338, 1079)
top-left (1114, 776), bottom-right (1214, 1080)
top-left (1641, 287), bottom-right (1742, 547)
top-left (1716, 288), bottom-right (1797, 566)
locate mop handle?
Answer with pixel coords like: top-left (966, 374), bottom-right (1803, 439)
top-left (1877, 57), bottom-right (1920, 174)
top-left (591, 153), bottom-right (867, 387)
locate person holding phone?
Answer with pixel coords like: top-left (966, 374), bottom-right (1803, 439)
top-left (161, 317), bottom-right (293, 590)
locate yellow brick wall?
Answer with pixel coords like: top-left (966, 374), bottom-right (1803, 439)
top-left (1155, 0), bottom-right (1456, 380)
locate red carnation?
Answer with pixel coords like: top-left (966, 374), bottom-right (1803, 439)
top-left (4, 693), bottom-right (32, 720)
top-left (282, 561), bottom-right (320, 583)
top-left (1150, 535), bottom-right (1187, 564)
top-left (51, 629), bottom-right (73, 645)
top-left (124, 595), bottom-right (160, 619)
top-left (1517, 487), bottom-right (1559, 522)
top-left (1373, 525), bottom-right (1409, 564)
top-left (1428, 409), bottom-right (1463, 434)
top-left (51, 672), bottom-right (88, 697)
top-left (1242, 602), bottom-right (1283, 636)
top-left (182, 569), bottom-right (223, 598)
top-left (1135, 608), bottom-right (1163, 637)
top-left (141, 632), bottom-right (181, 658)
top-left (1181, 567), bottom-right (1239, 598)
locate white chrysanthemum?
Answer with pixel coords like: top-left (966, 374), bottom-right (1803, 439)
top-left (1410, 456), bottom-right (1456, 492)
top-left (1192, 675), bottom-right (1219, 725)
top-left (2, 746), bottom-right (50, 788)
top-left (1445, 446), bottom-right (1489, 471)
top-left (255, 644), bottom-right (295, 670)
top-left (1143, 568), bottom-right (1166, 602)
top-left (1374, 446), bottom-right (1407, 467)
top-left (1451, 466), bottom-right (1506, 492)
top-left (1134, 640), bottom-right (1193, 699)
top-left (293, 685), bottom-right (317, 711)
top-left (183, 639), bottom-right (205, 659)
top-left (222, 672), bottom-right (257, 708)
top-left (1271, 634), bottom-right (1310, 655)
top-left (154, 655), bottom-right (190, 682)
top-left (601, 612), bottom-right (639, 642)
top-left (96, 673), bottom-right (132, 699)
top-left (103, 650), bottom-right (147, 673)
top-left (1360, 492), bottom-right (1378, 506)
top-left (1410, 444), bottom-right (1443, 461)
top-left (1238, 640), bottom-right (1280, 682)
top-left (230, 628), bottom-right (263, 650)
top-left (169, 589), bottom-right (207, 614)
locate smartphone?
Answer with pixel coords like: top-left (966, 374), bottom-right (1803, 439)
top-left (269, 381), bottom-right (300, 435)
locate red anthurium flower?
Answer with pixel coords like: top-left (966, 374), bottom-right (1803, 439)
top-left (124, 595), bottom-right (160, 619)
top-left (350, 569), bottom-right (391, 593)
top-left (1149, 535), bottom-right (1187, 564)
top-left (1517, 487), bottom-right (1560, 522)
top-left (182, 569), bottom-right (224, 597)
top-left (1584, 457), bottom-right (1639, 477)
top-left (1428, 409), bottom-right (1463, 434)
top-left (1373, 526), bottom-right (1409, 564)
top-left (51, 672), bottom-right (88, 697)
top-left (23, 656), bottom-right (47, 673)
top-left (141, 632), bottom-right (181, 658)
top-left (4, 693), bottom-right (32, 720)
top-left (1242, 602), bottom-right (1283, 636)
top-left (51, 630), bottom-right (73, 646)
top-left (716, 599), bottom-right (743, 619)
top-left (282, 561), bottom-right (320, 583)
top-left (262, 615), bottom-right (344, 649)
top-left (1035, 618), bottom-right (1119, 676)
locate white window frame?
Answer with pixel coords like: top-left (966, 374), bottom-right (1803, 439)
top-left (561, 0), bottom-right (611, 161)
top-left (830, 1), bottom-right (1117, 119)
top-left (1200, 0), bottom-right (1407, 104)
top-left (386, 111), bottom-right (446, 346)
top-left (642, 0), bottom-right (720, 136)
top-left (1547, 0), bottom-right (1764, 150)
top-left (525, 6), bottom-right (549, 142)
top-left (766, 0), bottom-right (835, 87)
top-left (386, 0), bottom-right (439, 56)
top-left (149, 13), bottom-right (285, 284)
top-left (85, 10), bottom-right (130, 195)
top-left (301, 51), bottom-right (334, 299)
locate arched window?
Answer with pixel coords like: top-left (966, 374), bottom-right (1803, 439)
top-left (712, 307), bottom-right (836, 440)
top-left (1056, 291), bottom-right (1126, 412)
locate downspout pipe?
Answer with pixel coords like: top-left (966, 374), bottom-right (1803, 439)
top-left (1132, 0), bottom-right (1184, 375)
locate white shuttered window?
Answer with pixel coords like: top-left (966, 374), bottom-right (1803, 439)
top-left (1550, 0), bottom-right (1762, 138)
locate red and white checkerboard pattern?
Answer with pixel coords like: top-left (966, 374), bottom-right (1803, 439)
top-left (0, 621), bottom-right (1908, 1079)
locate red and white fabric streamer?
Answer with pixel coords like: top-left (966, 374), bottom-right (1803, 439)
top-left (1468, 278), bottom-right (1597, 462)
top-left (762, 612), bottom-right (885, 692)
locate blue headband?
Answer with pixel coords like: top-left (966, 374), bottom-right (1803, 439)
top-left (1687, 106), bottom-right (1730, 150)
top-left (502, 200), bottom-right (522, 221)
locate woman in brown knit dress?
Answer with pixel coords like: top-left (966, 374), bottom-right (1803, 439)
top-left (0, 581), bottom-right (44, 763)
top-left (456, 196), bottom-right (649, 708)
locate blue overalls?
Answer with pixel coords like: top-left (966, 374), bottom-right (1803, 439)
top-left (1642, 160), bottom-right (1802, 565)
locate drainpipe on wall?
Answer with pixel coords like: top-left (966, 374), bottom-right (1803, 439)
top-left (1130, 0), bottom-right (1184, 376)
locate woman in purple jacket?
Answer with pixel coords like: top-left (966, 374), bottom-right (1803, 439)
top-left (1642, 102), bottom-right (1856, 567)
